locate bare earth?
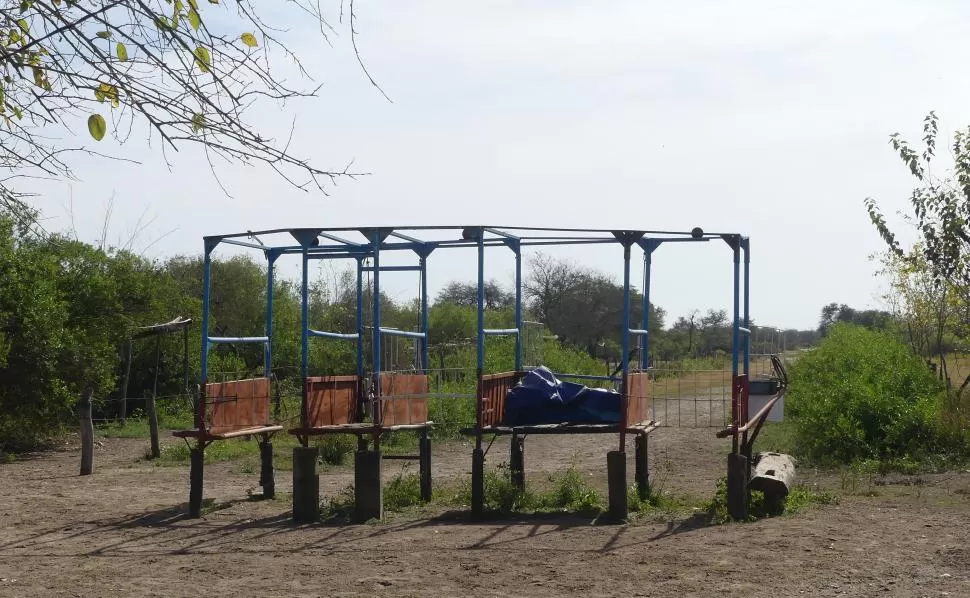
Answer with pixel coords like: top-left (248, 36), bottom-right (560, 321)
top-left (2, 428), bottom-right (970, 598)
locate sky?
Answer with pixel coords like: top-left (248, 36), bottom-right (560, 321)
top-left (22, 0), bottom-right (970, 331)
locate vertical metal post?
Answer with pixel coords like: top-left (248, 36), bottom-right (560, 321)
top-left (371, 230), bottom-right (383, 436)
top-left (199, 248), bottom-right (213, 430)
top-left (300, 247), bottom-right (309, 430)
top-left (264, 252), bottom-right (276, 378)
top-left (420, 254), bottom-right (429, 372)
top-left (356, 257), bottom-right (365, 380)
top-left (514, 245), bottom-right (523, 372)
top-left (640, 246), bottom-right (653, 370)
top-left (732, 243), bottom-right (741, 380)
top-left (620, 243), bottom-right (632, 451)
top-left (300, 248), bottom-right (310, 380)
top-left (742, 239), bottom-right (751, 377)
top-left (475, 232), bottom-right (485, 451)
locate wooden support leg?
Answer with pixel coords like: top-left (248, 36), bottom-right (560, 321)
top-left (510, 434), bottom-right (525, 490)
top-left (189, 447), bottom-right (204, 518)
top-left (259, 438), bottom-right (275, 499)
top-left (355, 449), bottom-right (383, 522)
top-left (292, 446), bottom-right (320, 523)
top-left (635, 434), bottom-right (649, 499)
top-left (607, 450), bottom-right (628, 522)
top-left (727, 452), bottom-right (748, 521)
top-left (471, 448), bottom-right (485, 517)
top-left (419, 431), bottom-right (432, 502)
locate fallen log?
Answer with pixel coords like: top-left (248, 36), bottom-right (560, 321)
top-left (749, 451), bottom-right (795, 514)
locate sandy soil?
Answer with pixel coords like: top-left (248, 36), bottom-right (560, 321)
top-left (2, 428), bottom-right (970, 598)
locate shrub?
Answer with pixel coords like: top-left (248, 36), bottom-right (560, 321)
top-left (786, 323), bottom-right (944, 463)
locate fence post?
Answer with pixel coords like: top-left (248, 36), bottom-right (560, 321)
top-left (146, 390), bottom-right (161, 459)
top-left (79, 386), bottom-right (94, 476)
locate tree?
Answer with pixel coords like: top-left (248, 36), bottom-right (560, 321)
top-left (0, 0), bottom-right (371, 221)
top-left (524, 252), bottom-right (665, 359)
top-left (435, 280), bottom-right (514, 310)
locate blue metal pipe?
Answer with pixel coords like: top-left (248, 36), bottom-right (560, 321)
top-left (743, 239), bottom-right (751, 376)
top-left (620, 244), bottom-right (632, 450)
top-left (209, 336), bottom-right (270, 344)
top-left (484, 328), bottom-right (519, 336)
top-left (199, 249), bottom-right (212, 430)
top-left (301, 248), bottom-right (310, 380)
top-left (420, 255), bottom-right (429, 372)
top-left (514, 247), bottom-right (523, 371)
top-left (380, 328), bottom-right (427, 340)
top-left (264, 253), bottom-right (275, 377)
top-left (371, 230), bottom-right (383, 420)
top-left (361, 265), bottom-right (423, 273)
top-left (356, 258), bottom-right (364, 380)
top-left (732, 244), bottom-right (741, 380)
top-left (641, 248), bottom-right (652, 370)
top-left (309, 330), bottom-right (359, 340)
top-left (476, 233), bottom-right (485, 374)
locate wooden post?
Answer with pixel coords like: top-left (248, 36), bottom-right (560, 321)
top-left (292, 446), bottom-right (320, 523)
top-left (510, 434), bottom-right (525, 490)
top-left (727, 452), bottom-right (748, 521)
top-left (471, 448), bottom-right (485, 517)
top-left (607, 450), bottom-right (628, 522)
top-left (120, 340), bottom-right (132, 425)
top-left (419, 430), bottom-right (432, 502)
top-left (79, 386), bottom-right (94, 476)
top-left (259, 437), bottom-right (275, 499)
top-left (189, 446), bottom-right (204, 517)
top-left (635, 434), bottom-right (649, 499)
top-left (145, 391), bottom-right (161, 459)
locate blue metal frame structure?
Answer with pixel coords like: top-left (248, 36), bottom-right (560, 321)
top-left (198, 226), bottom-right (751, 426)
top-left (196, 225), bottom-right (751, 522)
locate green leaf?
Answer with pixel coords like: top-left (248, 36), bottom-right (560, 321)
top-left (17, 19), bottom-right (29, 33)
top-left (208, 0), bottom-right (219, 3)
top-left (96, 30), bottom-right (111, 39)
top-left (188, 0), bottom-right (198, 8)
top-left (193, 46), bottom-right (210, 72)
top-left (240, 32), bottom-right (257, 48)
top-left (115, 42), bottom-right (128, 61)
top-left (87, 114), bottom-right (106, 141)
top-left (188, 9), bottom-right (201, 31)
top-left (191, 112), bottom-right (205, 133)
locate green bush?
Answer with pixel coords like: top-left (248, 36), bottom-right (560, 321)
top-left (786, 324), bottom-right (944, 463)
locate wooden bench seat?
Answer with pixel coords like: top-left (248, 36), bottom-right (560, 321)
top-left (461, 421), bottom-right (659, 437)
top-left (173, 425), bottom-right (283, 441)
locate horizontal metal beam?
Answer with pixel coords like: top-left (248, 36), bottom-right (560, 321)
top-left (379, 328), bottom-right (426, 340)
top-left (309, 330), bottom-right (359, 340)
top-left (628, 329), bottom-right (649, 336)
top-left (208, 336), bottom-right (269, 344)
top-left (361, 265), bottom-right (422, 272)
top-left (483, 328), bottom-right (519, 336)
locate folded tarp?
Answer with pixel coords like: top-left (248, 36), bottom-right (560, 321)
top-left (503, 366), bottom-right (622, 426)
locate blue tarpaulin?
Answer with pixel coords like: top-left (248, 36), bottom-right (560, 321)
top-left (503, 366), bottom-right (622, 426)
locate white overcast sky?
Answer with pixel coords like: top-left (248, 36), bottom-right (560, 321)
top-left (23, 0), bottom-right (970, 331)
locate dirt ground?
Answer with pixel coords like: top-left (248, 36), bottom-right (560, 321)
top-left (2, 427), bottom-right (970, 598)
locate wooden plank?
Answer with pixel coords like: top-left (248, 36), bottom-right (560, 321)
top-left (206, 377), bottom-right (271, 435)
top-left (305, 376), bottom-right (358, 427)
top-left (379, 374), bottom-right (429, 426)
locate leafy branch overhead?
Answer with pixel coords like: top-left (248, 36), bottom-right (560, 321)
top-left (866, 112), bottom-right (970, 287)
top-left (0, 0), bottom-right (374, 215)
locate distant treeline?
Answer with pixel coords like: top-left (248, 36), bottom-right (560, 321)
top-left (0, 215), bottom-right (817, 450)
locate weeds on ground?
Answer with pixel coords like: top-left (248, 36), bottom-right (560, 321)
top-left (703, 478), bottom-right (838, 524)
